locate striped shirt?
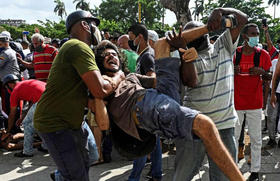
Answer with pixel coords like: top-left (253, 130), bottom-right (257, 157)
top-left (182, 29), bottom-right (239, 130)
top-left (33, 44), bottom-right (58, 82)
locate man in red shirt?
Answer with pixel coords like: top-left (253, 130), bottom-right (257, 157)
top-left (234, 23), bottom-right (272, 180)
top-left (18, 33), bottom-right (58, 82)
top-left (2, 74), bottom-right (46, 157)
top-left (263, 25), bottom-right (279, 60)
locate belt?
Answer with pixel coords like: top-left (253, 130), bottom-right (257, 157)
top-left (131, 94), bottom-right (145, 125)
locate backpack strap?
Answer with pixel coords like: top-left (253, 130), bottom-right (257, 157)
top-left (253, 47), bottom-right (261, 67)
top-left (235, 47), bottom-right (243, 65)
top-left (271, 49), bottom-right (279, 60)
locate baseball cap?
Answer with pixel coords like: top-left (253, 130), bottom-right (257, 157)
top-left (0, 31), bottom-right (12, 42)
top-left (148, 30), bottom-right (159, 42)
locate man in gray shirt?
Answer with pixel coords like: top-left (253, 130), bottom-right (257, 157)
top-left (0, 32), bottom-right (20, 81)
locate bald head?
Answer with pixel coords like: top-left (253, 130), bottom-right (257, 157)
top-left (117, 34), bottom-right (130, 50)
top-left (183, 21), bottom-right (205, 31)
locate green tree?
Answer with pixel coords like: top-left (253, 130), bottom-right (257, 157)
top-left (73, 0), bottom-right (90, 11)
top-left (160, 0), bottom-right (192, 25)
top-left (54, 0), bottom-right (67, 19)
top-left (94, 0), bottom-right (164, 30)
top-left (192, 0), bottom-right (204, 21)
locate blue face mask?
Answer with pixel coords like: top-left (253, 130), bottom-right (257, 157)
top-left (247, 36), bottom-right (259, 48)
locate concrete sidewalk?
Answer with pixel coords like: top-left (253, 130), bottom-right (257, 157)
top-left (0, 134), bottom-right (280, 181)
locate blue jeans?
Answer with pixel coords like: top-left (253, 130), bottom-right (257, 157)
top-left (173, 128), bottom-right (237, 181)
top-left (128, 136), bottom-right (162, 181)
top-left (39, 125), bottom-right (90, 181)
top-left (22, 103), bottom-right (47, 155)
top-left (54, 121), bottom-right (99, 181)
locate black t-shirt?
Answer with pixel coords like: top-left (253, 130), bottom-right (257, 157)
top-left (135, 47), bottom-right (155, 75)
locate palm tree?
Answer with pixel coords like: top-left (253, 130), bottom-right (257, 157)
top-left (54, 0), bottom-right (67, 19)
top-left (268, 0), bottom-right (280, 18)
top-left (73, 0), bottom-right (90, 11)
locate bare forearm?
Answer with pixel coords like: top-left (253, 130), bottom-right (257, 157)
top-left (7, 110), bottom-right (17, 132)
top-left (180, 61), bottom-right (197, 87)
top-left (19, 59), bottom-right (33, 69)
top-left (264, 30), bottom-right (273, 51)
top-left (193, 114), bottom-right (244, 181)
top-left (218, 8), bottom-right (247, 42)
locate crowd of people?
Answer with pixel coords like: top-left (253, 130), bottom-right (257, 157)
top-left (0, 7), bottom-right (280, 181)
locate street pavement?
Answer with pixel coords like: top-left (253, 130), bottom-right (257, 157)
top-left (0, 132), bottom-right (280, 181)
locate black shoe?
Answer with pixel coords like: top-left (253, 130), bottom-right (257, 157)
top-left (248, 172), bottom-right (259, 181)
top-left (266, 138), bottom-right (277, 148)
top-left (37, 145), bottom-right (48, 153)
top-left (50, 172), bottom-right (55, 181)
top-left (14, 151), bottom-right (33, 157)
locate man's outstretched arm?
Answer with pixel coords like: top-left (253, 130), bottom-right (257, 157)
top-left (192, 114), bottom-right (244, 181)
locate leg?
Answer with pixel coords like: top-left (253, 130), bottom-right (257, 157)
top-left (22, 104), bottom-right (37, 155)
top-left (267, 94), bottom-right (278, 141)
top-left (246, 109), bottom-right (262, 173)
top-left (82, 121), bottom-right (99, 165)
top-left (150, 136), bottom-right (162, 180)
top-left (193, 114), bottom-right (244, 181)
top-left (128, 156), bottom-right (148, 181)
top-left (39, 128), bottom-right (89, 181)
top-left (207, 128), bottom-right (237, 181)
top-left (173, 138), bottom-right (205, 181)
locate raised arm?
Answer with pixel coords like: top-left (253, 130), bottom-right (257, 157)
top-left (207, 8), bottom-right (248, 43)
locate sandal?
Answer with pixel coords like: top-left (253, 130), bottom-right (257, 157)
top-left (14, 151), bottom-right (33, 157)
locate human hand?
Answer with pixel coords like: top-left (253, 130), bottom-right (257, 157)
top-left (179, 48), bottom-right (198, 63)
top-left (166, 26), bottom-right (187, 50)
top-left (16, 52), bottom-right (23, 62)
top-left (207, 8), bottom-right (223, 32)
top-left (262, 25), bottom-right (268, 32)
top-left (249, 67), bottom-right (265, 75)
top-left (271, 93), bottom-right (277, 108)
top-left (234, 65), bottom-right (240, 74)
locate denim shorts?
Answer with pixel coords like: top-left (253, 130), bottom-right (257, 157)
top-left (135, 89), bottom-right (199, 141)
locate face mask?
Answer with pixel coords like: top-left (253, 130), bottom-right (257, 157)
top-left (35, 45), bottom-right (43, 52)
top-left (247, 36), bottom-right (259, 48)
top-left (128, 40), bottom-right (137, 51)
top-left (276, 44), bottom-right (279, 49)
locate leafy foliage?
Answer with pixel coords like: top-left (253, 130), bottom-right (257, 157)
top-left (1, 20), bottom-right (68, 41)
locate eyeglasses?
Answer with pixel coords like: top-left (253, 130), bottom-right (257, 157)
top-left (101, 51), bottom-right (117, 57)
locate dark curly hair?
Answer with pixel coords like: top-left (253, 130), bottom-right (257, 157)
top-left (94, 40), bottom-right (129, 74)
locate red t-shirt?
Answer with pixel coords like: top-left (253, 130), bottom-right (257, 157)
top-left (10, 80), bottom-right (46, 108)
top-left (33, 44), bottom-right (58, 82)
top-left (234, 46), bottom-right (271, 110)
top-left (269, 46), bottom-right (279, 60)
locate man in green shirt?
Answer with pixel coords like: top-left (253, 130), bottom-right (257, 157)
top-left (117, 34), bottom-right (138, 72)
top-left (34, 10), bottom-right (124, 181)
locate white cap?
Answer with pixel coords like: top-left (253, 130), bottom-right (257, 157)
top-left (148, 30), bottom-right (159, 42)
top-left (0, 31), bottom-right (11, 41)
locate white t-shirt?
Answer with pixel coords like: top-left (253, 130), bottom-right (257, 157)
top-left (270, 59), bottom-right (280, 93)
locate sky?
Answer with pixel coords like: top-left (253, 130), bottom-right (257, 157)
top-left (0, 0), bottom-right (279, 26)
